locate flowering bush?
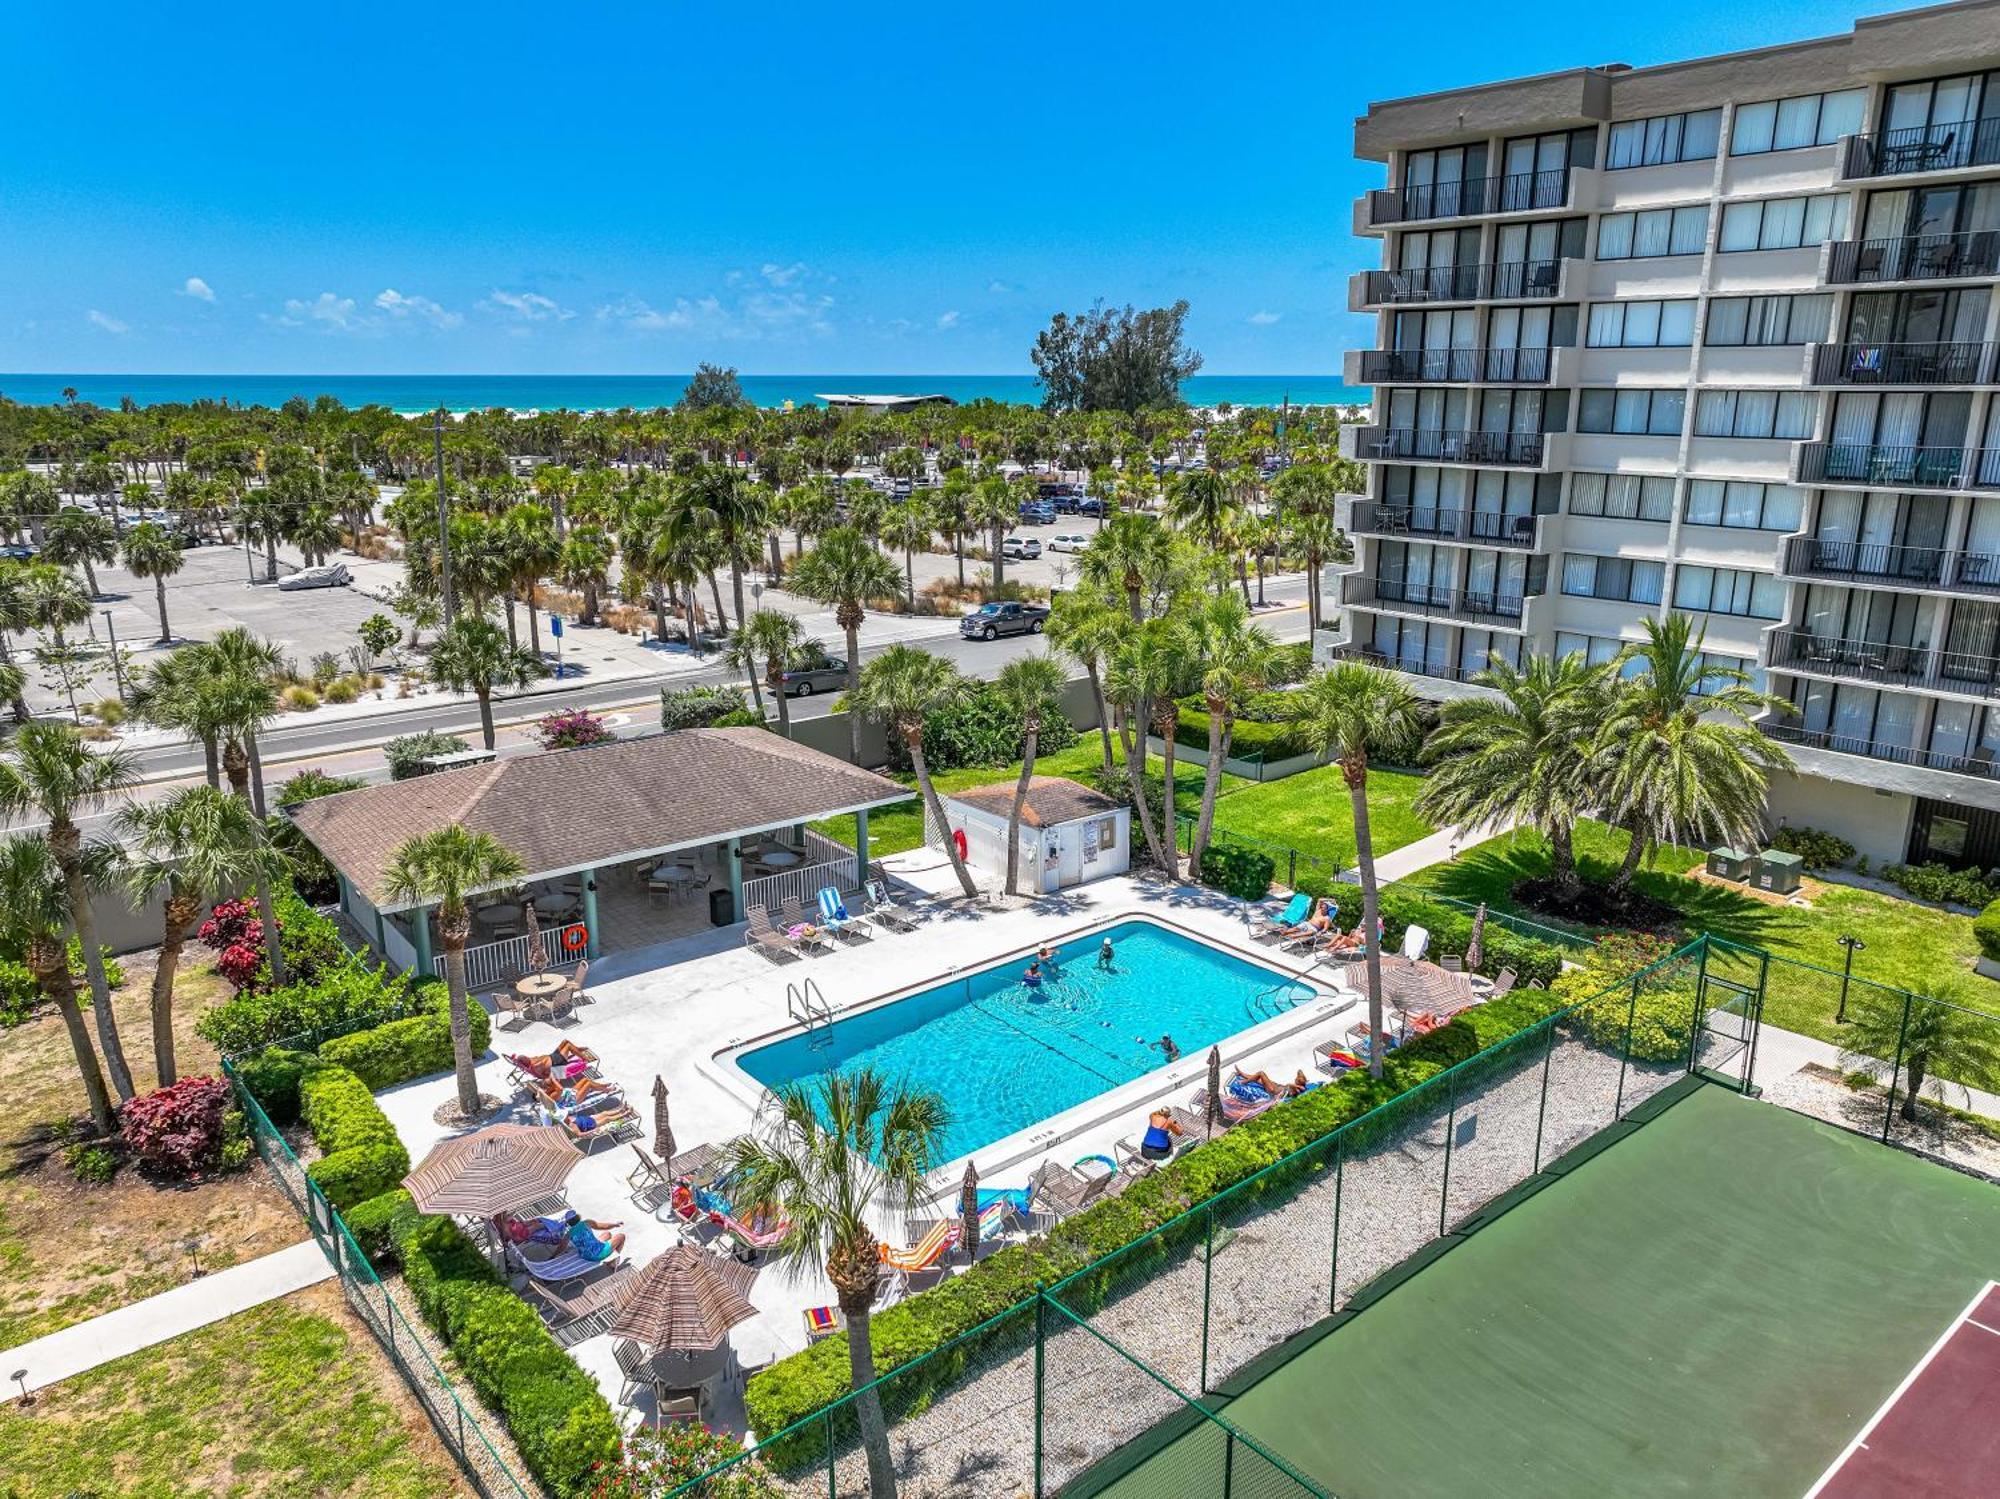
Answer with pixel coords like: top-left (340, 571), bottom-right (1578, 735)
top-left (198, 898), bottom-right (279, 993)
top-left (118, 1076), bottom-right (232, 1177)
top-left (587, 1423), bottom-right (778, 1499)
top-left (537, 708), bottom-right (615, 751)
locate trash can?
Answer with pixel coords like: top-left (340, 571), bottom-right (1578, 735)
top-left (709, 887), bottom-right (736, 927)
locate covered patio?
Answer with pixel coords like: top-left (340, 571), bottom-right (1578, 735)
top-left (289, 727), bottom-right (911, 986)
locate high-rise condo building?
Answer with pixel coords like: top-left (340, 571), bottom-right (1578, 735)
top-left (1339, 0), bottom-right (2000, 868)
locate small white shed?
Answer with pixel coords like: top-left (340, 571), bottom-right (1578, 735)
top-left (941, 777), bottom-right (1131, 893)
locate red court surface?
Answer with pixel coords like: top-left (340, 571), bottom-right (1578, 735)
top-left (1808, 1281), bottom-right (2000, 1499)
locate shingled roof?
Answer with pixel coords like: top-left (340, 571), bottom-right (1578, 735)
top-left (289, 728), bottom-right (910, 909)
top-left (946, 776), bottom-right (1122, 828)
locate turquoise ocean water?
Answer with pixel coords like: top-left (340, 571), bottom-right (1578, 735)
top-left (0, 372), bottom-right (1364, 413)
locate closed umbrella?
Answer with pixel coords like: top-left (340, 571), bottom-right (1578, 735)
top-left (523, 898), bottom-right (548, 973)
top-left (403, 1123), bottom-right (577, 1217)
top-left (607, 1244), bottom-right (759, 1351)
top-left (960, 1160), bottom-right (979, 1261)
top-left (1205, 1045), bottom-right (1222, 1139)
top-left (652, 1074), bottom-right (675, 1167)
top-left (1467, 902), bottom-right (1488, 972)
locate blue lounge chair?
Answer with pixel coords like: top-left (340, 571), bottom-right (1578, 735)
top-left (1249, 891), bottom-right (1312, 942)
top-left (816, 886), bottom-right (872, 944)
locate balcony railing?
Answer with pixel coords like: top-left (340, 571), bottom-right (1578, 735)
top-left (1779, 534), bottom-right (2000, 592)
top-left (1840, 118), bottom-right (2000, 180)
top-left (1808, 341), bottom-right (1998, 386)
top-left (1359, 347), bottom-right (1554, 384)
top-left (1350, 500), bottom-right (1540, 548)
top-left (1359, 259), bottom-right (1564, 304)
top-left (1330, 643), bottom-right (1502, 684)
top-left (1373, 168), bottom-right (1571, 225)
top-left (1370, 428), bottom-right (1546, 466)
top-left (1825, 230), bottom-right (2000, 285)
top-left (1767, 628), bottom-right (2000, 697)
top-left (1796, 441), bottom-right (2000, 491)
top-left (1759, 719), bottom-right (2000, 780)
top-left (1344, 573), bottom-right (1534, 623)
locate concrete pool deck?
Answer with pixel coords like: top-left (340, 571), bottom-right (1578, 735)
top-left (373, 853), bottom-right (1367, 1438)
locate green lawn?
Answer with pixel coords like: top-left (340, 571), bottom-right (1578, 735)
top-left (1403, 820), bottom-right (2000, 1039)
top-left (0, 1289), bottom-right (464, 1498)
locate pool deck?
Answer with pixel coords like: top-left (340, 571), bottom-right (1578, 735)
top-left (373, 850), bottom-right (1365, 1439)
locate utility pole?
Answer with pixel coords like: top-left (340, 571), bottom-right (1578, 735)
top-left (433, 408), bottom-right (456, 627)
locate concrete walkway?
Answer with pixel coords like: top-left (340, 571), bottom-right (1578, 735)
top-left (9, 1239), bottom-right (332, 1394)
top-left (1338, 818), bottom-right (1520, 886)
top-left (1755, 1021), bottom-right (2000, 1119)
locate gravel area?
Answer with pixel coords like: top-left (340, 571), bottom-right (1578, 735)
top-left (1760, 1062), bottom-right (2000, 1180)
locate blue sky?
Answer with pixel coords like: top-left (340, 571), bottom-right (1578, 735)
top-left (0, 0), bottom-right (1935, 376)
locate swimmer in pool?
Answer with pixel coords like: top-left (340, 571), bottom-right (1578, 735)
top-left (1097, 937), bottom-right (1115, 971)
top-left (1158, 1034), bottom-right (1181, 1062)
top-left (1037, 944), bottom-right (1059, 969)
top-left (1024, 960), bottom-right (1044, 988)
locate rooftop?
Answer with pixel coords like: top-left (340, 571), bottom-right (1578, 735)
top-left (947, 775), bottom-right (1123, 827)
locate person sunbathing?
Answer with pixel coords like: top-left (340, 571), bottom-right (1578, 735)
top-left (530, 1073), bottom-right (617, 1110)
top-left (559, 1208), bottom-right (625, 1259)
top-left (1235, 1068), bottom-right (1286, 1098)
top-left (1325, 917), bottom-right (1381, 958)
top-left (1288, 902), bottom-right (1335, 941)
top-left (498, 1212), bottom-right (566, 1246)
top-left (510, 1043), bottom-right (593, 1082)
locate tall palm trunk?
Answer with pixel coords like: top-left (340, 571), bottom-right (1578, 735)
top-left (255, 873), bottom-right (289, 986)
top-left (151, 893), bottom-right (200, 1086)
top-left (502, 595), bottom-right (519, 649)
top-left (222, 737), bottom-right (248, 797)
top-left (840, 609), bottom-right (864, 763)
top-left (1190, 701), bottom-right (1230, 873)
top-left (653, 586), bottom-right (671, 645)
top-left (153, 575), bottom-right (172, 643)
top-left (1345, 756), bottom-right (1387, 1079)
top-left (1153, 703), bottom-right (1182, 874)
top-left (1121, 698), bottom-right (1168, 872)
top-left (32, 936), bottom-right (114, 1132)
top-left (1549, 820), bottom-right (1579, 893)
top-left (82, 556), bottom-right (101, 597)
top-left (475, 687), bottom-right (496, 751)
top-left (911, 733), bottom-right (979, 899)
top-left (581, 579), bottom-right (601, 627)
top-left (829, 1239), bottom-right (897, 1499)
top-left (51, 821), bottom-right (134, 1101)
top-left (767, 660), bottom-right (793, 740)
top-left (524, 591), bottom-right (542, 658)
top-left (443, 929), bottom-right (480, 1115)
top-left (1610, 817), bottom-right (1648, 890)
top-left (1305, 546), bottom-right (1323, 635)
top-left (263, 534), bottom-right (278, 582)
top-left (707, 571), bottom-right (729, 639)
top-left (730, 558), bottom-right (747, 629)
top-left (1005, 714), bottom-right (1041, 897)
top-left (1235, 556), bottom-right (1253, 608)
top-left (245, 731), bottom-right (269, 818)
top-left (740, 654), bottom-right (765, 717)
top-left (1085, 662), bottom-right (1115, 779)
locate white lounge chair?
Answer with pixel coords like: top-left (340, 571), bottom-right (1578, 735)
top-left (863, 878), bottom-right (921, 932)
top-left (1401, 923), bottom-right (1430, 963)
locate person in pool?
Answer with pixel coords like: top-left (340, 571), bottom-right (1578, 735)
top-left (1157, 1034), bottom-right (1181, 1062)
top-left (1037, 944), bottom-right (1059, 969)
top-left (1023, 960), bottom-right (1044, 988)
top-left (1098, 936), bottom-right (1116, 971)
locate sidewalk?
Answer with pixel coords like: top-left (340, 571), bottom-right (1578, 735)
top-left (1337, 818), bottom-right (1519, 886)
top-left (9, 1239), bottom-right (331, 1394)
top-left (1754, 1022), bottom-right (2000, 1119)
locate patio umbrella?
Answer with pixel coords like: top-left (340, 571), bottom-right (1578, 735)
top-left (960, 1160), bottom-right (979, 1261)
top-left (523, 898), bottom-right (548, 973)
top-left (1205, 1046), bottom-right (1222, 1139)
top-left (1467, 902), bottom-right (1488, 971)
top-left (652, 1074), bottom-right (675, 1166)
top-left (402, 1123), bottom-right (578, 1217)
top-left (607, 1244), bottom-right (759, 1351)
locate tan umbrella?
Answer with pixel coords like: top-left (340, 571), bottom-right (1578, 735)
top-left (523, 898), bottom-right (548, 973)
top-left (1205, 1045), bottom-right (1222, 1139)
top-left (607, 1244), bottom-right (759, 1351)
top-left (652, 1074), bottom-right (675, 1166)
top-left (402, 1123), bottom-right (578, 1216)
top-left (960, 1160), bottom-right (979, 1261)
top-left (1467, 902), bottom-right (1488, 971)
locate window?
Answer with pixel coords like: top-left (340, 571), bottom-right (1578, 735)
top-left (1577, 388), bottom-right (1687, 436)
top-left (1717, 194), bottom-right (1850, 251)
top-left (1595, 205), bottom-right (1709, 259)
top-left (1729, 89), bottom-right (1866, 155)
top-left (1704, 293), bottom-right (1835, 346)
top-left (1560, 554), bottom-right (1665, 604)
top-left (1683, 479), bottom-right (1805, 531)
top-left (1606, 109), bottom-right (1723, 168)
top-left (1569, 472), bottom-right (1676, 522)
top-left (1672, 564), bottom-right (1783, 618)
top-left (1689, 651), bottom-right (1764, 695)
top-left (1692, 389), bottom-right (1817, 439)
top-left (1586, 299), bottom-right (1698, 347)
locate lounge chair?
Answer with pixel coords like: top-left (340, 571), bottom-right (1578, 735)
top-left (863, 878), bottom-right (920, 932)
top-left (880, 1220), bottom-right (960, 1289)
top-left (506, 1235), bottom-right (627, 1290)
top-left (1314, 1037), bottom-right (1365, 1074)
top-left (504, 1044), bottom-right (599, 1090)
top-left (1440, 954), bottom-right (1464, 973)
top-left (716, 1205), bottom-right (791, 1261)
top-left (744, 906), bottom-right (802, 962)
top-left (626, 1145), bottom-right (673, 1210)
top-left (564, 959), bottom-right (591, 1007)
top-left (1278, 902), bottom-right (1339, 953)
top-left (528, 1073), bottom-right (626, 1114)
top-left (1188, 1081), bottom-right (1281, 1126)
top-left (1027, 1158), bottom-right (1114, 1222)
top-left (1249, 892), bottom-right (1312, 942)
top-left (815, 886), bottom-right (872, 944)
top-left (538, 1100), bottom-right (639, 1152)
top-left (1488, 968), bottom-right (1516, 998)
top-left (779, 896), bottom-right (834, 954)
top-left (1400, 923), bottom-right (1430, 963)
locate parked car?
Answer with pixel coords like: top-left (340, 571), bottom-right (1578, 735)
top-left (1076, 495), bottom-right (1106, 517)
top-left (960, 601), bottom-right (1050, 640)
top-left (1016, 499), bottom-right (1056, 526)
top-left (1001, 535), bottom-right (1043, 560)
top-left (778, 653), bottom-right (849, 696)
top-left (276, 563), bottom-right (351, 591)
top-left (1049, 533), bottom-right (1089, 553)
top-left (0, 543), bottom-right (37, 562)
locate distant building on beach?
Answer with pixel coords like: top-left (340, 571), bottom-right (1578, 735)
top-left (815, 392), bottom-right (957, 413)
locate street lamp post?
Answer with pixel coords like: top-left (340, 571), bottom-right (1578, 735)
top-left (1836, 934), bottom-right (1866, 1024)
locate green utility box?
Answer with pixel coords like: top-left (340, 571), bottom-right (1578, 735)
top-left (1752, 848), bottom-right (1803, 895)
top-left (1706, 846), bottom-right (1756, 882)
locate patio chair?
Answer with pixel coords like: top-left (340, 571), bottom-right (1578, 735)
top-left (1027, 1158), bottom-right (1114, 1222)
top-left (1440, 954), bottom-right (1464, 973)
top-left (862, 879), bottom-right (921, 932)
top-left (744, 906), bottom-right (810, 962)
top-left (539, 1100), bottom-right (640, 1152)
top-left (614, 1338), bottom-right (666, 1407)
top-left (492, 989), bottom-right (532, 1032)
top-left (1400, 923), bottom-right (1431, 962)
top-left (1248, 891), bottom-right (1312, 942)
top-left (879, 1221), bottom-right (960, 1291)
top-left (815, 886), bottom-right (872, 944)
top-left (778, 896), bottom-right (834, 955)
top-left (626, 1145), bottom-right (674, 1210)
top-left (564, 959), bottom-right (592, 1007)
top-left (655, 1389), bottom-right (704, 1425)
top-left (715, 1205), bottom-right (791, 1262)
top-left (1488, 968), bottom-right (1516, 998)
top-left (1314, 1037), bottom-right (1366, 1074)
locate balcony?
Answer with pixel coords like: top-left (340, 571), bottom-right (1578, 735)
top-left (1794, 441), bottom-right (2000, 492)
top-left (1766, 628), bottom-right (2000, 699)
top-left (1758, 720), bottom-right (2000, 781)
top-left (1352, 347), bottom-right (1555, 385)
top-left (1839, 118), bottom-right (2000, 181)
top-left (1824, 230), bottom-right (2000, 286)
top-left (1778, 534), bottom-right (2000, 594)
top-left (1363, 168), bottom-right (1574, 228)
top-left (1807, 341), bottom-right (1998, 387)
top-left (1351, 258), bottom-right (1567, 308)
top-left (1349, 500), bottom-right (1542, 549)
top-left (1341, 572), bottom-right (1538, 628)
top-left (1329, 643), bottom-right (1499, 687)
top-left (1344, 426), bottom-right (1550, 468)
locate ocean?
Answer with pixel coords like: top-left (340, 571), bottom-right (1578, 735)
top-left (0, 372), bottom-right (1366, 414)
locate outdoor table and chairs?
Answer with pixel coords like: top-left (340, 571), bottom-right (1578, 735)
top-left (516, 970), bottom-right (572, 1024)
top-left (647, 864), bottom-right (698, 903)
top-left (754, 848), bottom-right (800, 870)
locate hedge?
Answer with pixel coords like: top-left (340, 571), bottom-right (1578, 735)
top-left (1172, 703), bottom-right (1307, 761)
top-left (345, 1187), bottom-right (413, 1259)
top-left (198, 953), bottom-right (443, 1057)
top-left (299, 1064), bottom-right (411, 1210)
top-left (320, 1006), bottom-right (490, 1091)
top-left (387, 1204), bottom-right (622, 1497)
top-left (1197, 842), bottom-right (1275, 901)
top-left (1298, 881), bottom-right (1567, 989)
top-left (236, 1046), bottom-right (317, 1125)
top-left (1977, 900), bottom-right (2000, 963)
top-left (743, 983), bottom-right (1569, 1442)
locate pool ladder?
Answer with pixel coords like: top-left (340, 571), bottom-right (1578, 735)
top-left (788, 978), bottom-right (832, 1049)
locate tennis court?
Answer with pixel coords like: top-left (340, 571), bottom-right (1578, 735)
top-left (1099, 1081), bottom-right (2000, 1499)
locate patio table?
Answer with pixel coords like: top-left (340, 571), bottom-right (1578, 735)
top-left (516, 972), bottom-right (568, 1003)
top-left (756, 849), bottom-right (800, 869)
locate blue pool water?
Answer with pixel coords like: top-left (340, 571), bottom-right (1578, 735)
top-left (735, 919), bottom-right (1316, 1164)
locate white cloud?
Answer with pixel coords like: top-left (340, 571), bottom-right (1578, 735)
top-left (87, 309), bottom-right (130, 334)
top-left (181, 276), bottom-right (216, 302)
top-left (598, 284), bottom-right (834, 341)
top-left (375, 288), bottom-right (462, 329)
top-left (936, 309), bottom-right (960, 330)
top-left (987, 279), bottom-right (1016, 294)
top-left (274, 292), bottom-right (361, 331)
top-left (479, 288), bottom-right (571, 322)
top-left (760, 261), bottom-right (808, 287)
top-left (1247, 310), bottom-right (1282, 326)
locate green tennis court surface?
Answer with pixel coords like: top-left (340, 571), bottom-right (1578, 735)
top-left (1106, 1082), bottom-right (2000, 1499)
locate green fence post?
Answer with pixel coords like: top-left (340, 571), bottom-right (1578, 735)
top-left (1742, 950), bottom-right (1770, 1093)
top-left (1199, 1206), bottom-right (1215, 1394)
top-left (1033, 1289), bottom-right (1046, 1499)
top-left (1288, 849), bottom-right (1297, 888)
top-left (1687, 937), bottom-right (1711, 1074)
top-left (1883, 991), bottom-right (1913, 1143)
top-left (825, 1410), bottom-right (837, 1499)
top-left (1224, 1427), bottom-right (1237, 1497)
top-left (1328, 1138), bottom-right (1344, 1314)
top-left (1532, 1015), bottom-right (1556, 1172)
top-left (1612, 976), bottom-right (1641, 1118)
top-left (1437, 1068), bottom-right (1459, 1239)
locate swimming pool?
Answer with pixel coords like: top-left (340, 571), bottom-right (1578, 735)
top-left (732, 918), bottom-right (1318, 1164)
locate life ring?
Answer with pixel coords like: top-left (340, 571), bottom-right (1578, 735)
top-left (560, 924), bottom-right (588, 952)
top-left (951, 828), bottom-right (968, 861)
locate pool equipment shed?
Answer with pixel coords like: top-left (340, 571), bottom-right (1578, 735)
top-left (940, 777), bottom-right (1130, 893)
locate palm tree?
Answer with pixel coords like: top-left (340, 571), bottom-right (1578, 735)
top-left (1417, 654), bottom-right (1609, 896)
top-left (968, 476), bottom-right (1016, 589)
top-left (381, 826), bottom-right (525, 1115)
top-left (1842, 980), bottom-right (2000, 1122)
top-left (207, 628), bottom-right (284, 818)
top-left (734, 607), bottom-right (806, 738)
top-left (1598, 615), bottom-right (1793, 891)
top-left (21, 563), bottom-right (92, 648)
top-left (994, 655), bottom-right (1068, 896)
top-left (1164, 470), bottom-right (1235, 596)
top-left (122, 521), bottom-right (185, 643)
top-left (43, 507), bottom-right (117, 597)
top-left (724, 1068), bottom-right (949, 1499)
top-left (1045, 586), bottom-right (1124, 779)
top-left (850, 645), bottom-right (979, 898)
top-left (116, 786), bottom-right (272, 1085)
top-left (1081, 512), bottom-right (1174, 622)
top-left (501, 503), bottom-right (561, 658)
top-left (1185, 593), bottom-right (1281, 872)
top-left (1286, 664), bottom-right (1422, 1078)
top-left (0, 722), bottom-right (141, 1100)
top-left (0, 562), bottom-right (38, 720)
top-left (557, 526), bottom-right (614, 627)
top-left (788, 529), bottom-right (902, 762)
top-left (883, 496), bottom-right (937, 612)
top-left (429, 615), bottom-right (546, 751)
top-left (1104, 620), bottom-right (1188, 873)
top-left (1271, 463), bottom-right (1347, 637)
top-left (0, 833), bottom-right (114, 1132)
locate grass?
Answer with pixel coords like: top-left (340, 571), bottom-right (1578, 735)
top-left (1402, 819), bottom-right (2000, 1040)
top-left (0, 1285), bottom-right (464, 1498)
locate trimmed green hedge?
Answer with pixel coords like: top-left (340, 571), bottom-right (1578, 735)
top-left (199, 955), bottom-right (445, 1057)
top-left (388, 1204), bottom-right (622, 1496)
top-left (743, 984), bottom-right (1568, 1443)
top-left (1295, 880), bottom-right (1567, 989)
top-left (235, 1046), bottom-right (317, 1126)
top-left (1977, 899), bottom-right (2000, 963)
top-left (345, 1187), bottom-right (414, 1260)
top-left (320, 1006), bottom-right (490, 1091)
top-left (300, 1064), bottom-right (411, 1210)
top-left (1172, 701), bottom-right (1308, 761)
top-left (1197, 842), bottom-right (1275, 901)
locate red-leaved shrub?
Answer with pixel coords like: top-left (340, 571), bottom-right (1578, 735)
top-left (118, 1076), bottom-right (231, 1176)
top-left (197, 898), bottom-right (279, 993)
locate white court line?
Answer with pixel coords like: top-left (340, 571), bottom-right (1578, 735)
top-left (1802, 1279), bottom-right (1999, 1499)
